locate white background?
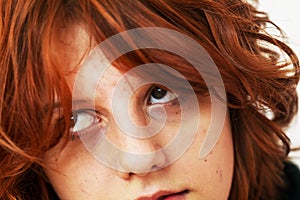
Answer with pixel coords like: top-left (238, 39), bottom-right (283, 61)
top-left (257, 0), bottom-right (300, 167)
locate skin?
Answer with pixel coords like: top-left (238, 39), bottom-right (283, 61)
top-left (42, 26), bottom-right (234, 200)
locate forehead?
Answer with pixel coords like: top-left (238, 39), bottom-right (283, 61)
top-left (55, 25), bottom-right (129, 101)
top-left (56, 25), bottom-right (93, 73)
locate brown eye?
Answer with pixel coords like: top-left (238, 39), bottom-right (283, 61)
top-left (151, 86), bottom-right (167, 99)
top-left (148, 86), bottom-right (176, 104)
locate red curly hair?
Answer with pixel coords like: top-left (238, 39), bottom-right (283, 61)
top-left (0, 0), bottom-right (299, 199)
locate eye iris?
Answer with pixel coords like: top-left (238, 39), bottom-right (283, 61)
top-left (70, 115), bottom-right (77, 128)
top-left (151, 87), bottom-right (167, 99)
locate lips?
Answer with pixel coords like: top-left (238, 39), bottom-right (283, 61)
top-left (136, 190), bottom-right (190, 200)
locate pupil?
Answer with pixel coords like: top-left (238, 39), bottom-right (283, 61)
top-left (151, 86), bottom-right (167, 99)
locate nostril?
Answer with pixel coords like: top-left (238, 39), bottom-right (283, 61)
top-left (129, 172), bottom-right (134, 176)
top-left (150, 164), bottom-right (164, 172)
top-left (116, 140), bottom-right (167, 177)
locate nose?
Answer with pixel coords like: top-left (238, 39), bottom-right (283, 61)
top-left (116, 99), bottom-right (167, 178)
top-left (117, 137), bottom-right (167, 178)
top-left (109, 85), bottom-right (168, 178)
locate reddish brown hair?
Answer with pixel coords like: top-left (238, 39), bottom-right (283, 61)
top-left (0, 0), bottom-right (299, 199)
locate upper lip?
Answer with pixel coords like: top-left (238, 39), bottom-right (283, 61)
top-left (136, 190), bottom-right (189, 200)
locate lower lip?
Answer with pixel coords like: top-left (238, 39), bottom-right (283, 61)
top-left (163, 195), bottom-right (186, 200)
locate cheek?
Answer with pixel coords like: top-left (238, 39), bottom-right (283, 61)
top-left (179, 113), bottom-right (234, 198)
top-left (206, 124), bottom-right (234, 188)
top-left (42, 139), bottom-right (115, 199)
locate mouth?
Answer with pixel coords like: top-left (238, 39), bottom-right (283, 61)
top-left (137, 189), bottom-right (190, 200)
top-left (157, 190), bottom-right (190, 200)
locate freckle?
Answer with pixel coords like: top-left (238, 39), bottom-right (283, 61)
top-left (216, 170), bottom-right (219, 174)
top-left (219, 169), bottom-right (223, 182)
top-left (204, 159), bottom-right (207, 162)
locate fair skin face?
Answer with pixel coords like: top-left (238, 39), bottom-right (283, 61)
top-left (43, 26), bottom-right (234, 200)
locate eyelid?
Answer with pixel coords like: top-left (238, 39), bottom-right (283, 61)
top-left (71, 102), bottom-right (109, 117)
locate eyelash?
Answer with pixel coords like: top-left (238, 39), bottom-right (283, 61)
top-left (69, 85), bottom-right (178, 139)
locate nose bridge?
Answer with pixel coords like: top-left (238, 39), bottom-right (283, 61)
top-left (128, 91), bottom-right (149, 127)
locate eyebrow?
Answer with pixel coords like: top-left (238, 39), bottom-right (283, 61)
top-left (71, 99), bottom-right (93, 106)
top-left (44, 99), bottom-right (93, 112)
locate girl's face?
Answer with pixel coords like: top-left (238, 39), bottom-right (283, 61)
top-left (43, 27), bottom-right (234, 200)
